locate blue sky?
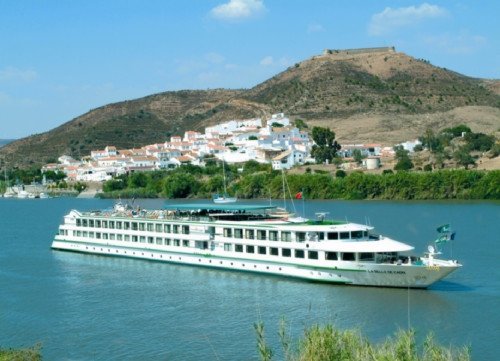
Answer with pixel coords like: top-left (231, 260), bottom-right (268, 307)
top-left (1, 0), bottom-right (499, 139)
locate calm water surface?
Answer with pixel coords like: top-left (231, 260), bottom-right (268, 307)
top-left (0, 198), bottom-right (499, 360)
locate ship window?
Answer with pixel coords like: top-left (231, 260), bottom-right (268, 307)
top-left (82, 219), bottom-right (88, 227)
top-left (174, 239), bottom-right (180, 246)
top-left (165, 238), bottom-right (171, 245)
top-left (234, 229), bottom-right (243, 238)
top-left (224, 228), bottom-right (232, 237)
top-left (116, 221), bottom-right (122, 229)
top-left (109, 221), bottom-right (114, 229)
top-left (89, 232), bottom-right (94, 238)
top-left (325, 252), bottom-right (338, 260)
top-left (139, 236), bottom-right (146, 243)
top-left (318, 232), bottom-right (324, 240)
top-left (295, 249), bottom-right (305, 258)
top-left (340, 232), bottom-right (350, 240)
top-left (257, 230), bottom-right (266, 240)
top-left (270, 247), bottom-right (279, 256)
top-left (147, 223), bottom-right (153, 232)
top-left (156, 237), bottom-right (162, 245)
top-left (109, 234), bottom-right (115, 240)
top-left (182, 226), bottom-right (190, 235)
top-left (359, 253), bottom-right (374, 261)
top-left (281, 232), bottom-right (292, 242)
top-left (258, 246), bottom-right (267, 255)
top-left (96, 233), bottom-right (101, 239)
top-left (103, 233), bottom-right (108, 240)
top-left (246, 245), bottom-right (255, 253)
top-left (173, 225), bottom-right (179, 234)
top-left (131, 222), bottom-right (138, 231)
top-left (89, 220), bottom-right (94, 227)
top-left (117, 234), bottom-right (122, 241)
top-left (308, 251), bottom-right (318, 259)
top-left (296, 232), bottom-right (306, 242)
top-left (342, 252), bottom-right (355, 261)
top-left (269, 231), bottom-right (278, 241)
top-left (139, 223), bottom-right (146, 231)
top-left (124, 222), bottom-right (130, 230)
top-left (235, 244), bottom-right (243, 252)
top-left (83, 231), bottom-right (88, 237)
top-left (155, 224), bottom-right (162, 232)
top-left (245, 229), bottom-right (254, 239)
top-left (327, 232), bottom-right (338, 240)
top-left (224, 243), bottom-right (232, 251)
top-left (182, 240), bottom-right (189, 247)
top-left (76, 219), bottom-right (81, 227)
top-left (164, 224), bottom-right (171, 233)
top-left (76, 231), bottom-right (81, 236)
top-left (125, 235), bottom-right (130, 242)
top-left (102, 221), bottom-right (107, 228)
top-left (351, 231), bottom-right (363, 239)
top-left (148, 237), bottom-right (154, 244)
top-left (282, 248), bottom-right (291, 257)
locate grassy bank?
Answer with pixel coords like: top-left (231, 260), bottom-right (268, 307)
top-left (0, 344), bottom-right (42, 361)
top-left (255, 322), bottom-right (470, 361)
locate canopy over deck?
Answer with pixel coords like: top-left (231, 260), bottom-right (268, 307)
top-left (163, 203), bottom-right (277, 212)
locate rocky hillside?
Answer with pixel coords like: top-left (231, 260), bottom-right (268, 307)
top-left (1, 47), bottom-right (499, 168)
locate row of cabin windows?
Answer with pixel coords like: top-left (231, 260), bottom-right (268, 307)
top-left (76, 219), bottom-right (189, 234)
top-left (72, 230), bottom-right (193, 247)
top-left (231, 243), bottom-right (372, 261)
top-left (75, 219), bottom-right (367, 242)
top-left (223, 228), bottom-right (366, 242)
top-left (68, 229), bottom-right (376, 261)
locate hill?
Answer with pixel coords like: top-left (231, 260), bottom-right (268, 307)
top-left (1, 47), bottom-right (499, 168)
top-left (0, 139), bottom-right (15, 148)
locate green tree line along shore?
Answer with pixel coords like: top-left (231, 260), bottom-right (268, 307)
top-left (98, 161), bottom-right (499, 200)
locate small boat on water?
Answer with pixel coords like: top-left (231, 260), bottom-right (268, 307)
top-left (52, 202), bottom-right (461, 288)
top-left (213, 160), bottom-right (237, 203)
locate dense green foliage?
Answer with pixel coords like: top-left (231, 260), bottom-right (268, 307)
top-left (100, 164), bottom-right (499, 200)
top-left (311, 127), bottom-right (341, 164)
top-left (255, 321), bottom-right (470, 361)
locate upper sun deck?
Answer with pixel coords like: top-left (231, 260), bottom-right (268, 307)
top-left (71, 202), bottom-right (374, 233)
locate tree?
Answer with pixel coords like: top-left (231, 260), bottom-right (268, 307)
top-left (311, 127), bottom-right (341, 164)
top-left (464, 132), bottom-right (495, 152)
top-left (454, 146), bottom-right (475, 169)
top-left (393, 146), bottom-right (414, 171)
top-left (352, 149), bottom-right (363, 165)
top-left (163, 173), bottom-right (200, 198)
top-left (294, 118), bottom-right (308, 130)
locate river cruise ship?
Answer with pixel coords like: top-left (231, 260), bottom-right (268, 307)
top-left (52, 203), bottom-right (461, 288)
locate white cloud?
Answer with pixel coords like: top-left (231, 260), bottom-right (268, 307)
top-left (0, 66), bottom-right (38, 82)
top-left (260, 56), bottom-right (274, 66)
top-left (369, 3), bottom-right (447, 36)
top-left (205, 52), bottom-right (226, 64)
top-left (307, 23), bottom-right (325, 33)
top-left (210, 0), bottom-right (266, 21)
top-left (424, 31), bottom-right (487, 55)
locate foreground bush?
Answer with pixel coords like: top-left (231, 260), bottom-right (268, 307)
top-left (0, 344), bottom-right (42, 361)
top-left (255, 321), bottom-right (470, 361)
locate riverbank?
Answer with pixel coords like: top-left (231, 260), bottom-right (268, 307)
top-left (98, 167), bottom-right (500, 200)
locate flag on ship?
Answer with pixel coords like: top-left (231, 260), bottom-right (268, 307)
top-left (295, 191), bottom-right (303, 199)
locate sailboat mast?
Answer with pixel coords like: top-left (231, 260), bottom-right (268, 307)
top-left (222, 160), bottom-right (227, 195)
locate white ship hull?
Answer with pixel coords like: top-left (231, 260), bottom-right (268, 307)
top-left (52, 236), bottom-right (458, 288)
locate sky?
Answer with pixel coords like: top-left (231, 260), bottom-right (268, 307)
top-left (1, 0), bottom-right (499, 139)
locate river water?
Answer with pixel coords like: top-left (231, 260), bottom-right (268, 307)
top-left (0, 198), bottom-right (498, 360)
